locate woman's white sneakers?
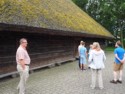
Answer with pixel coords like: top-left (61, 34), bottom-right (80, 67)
top-left (90, 85), bottom-right (104, 90)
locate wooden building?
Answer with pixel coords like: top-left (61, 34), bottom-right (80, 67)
top-left (0, 0), bottom-right (113, 78)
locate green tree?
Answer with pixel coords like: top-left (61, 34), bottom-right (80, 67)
top-left (72, 0), bottom-right (88, 11)
top-left (72, 0), bottom-right (125, 47)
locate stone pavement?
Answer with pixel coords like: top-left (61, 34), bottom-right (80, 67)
top-left (0, 52), bottom-right (125, 94)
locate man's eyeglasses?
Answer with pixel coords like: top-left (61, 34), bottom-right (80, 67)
top-left (22, 42), bottom-right (28, 43)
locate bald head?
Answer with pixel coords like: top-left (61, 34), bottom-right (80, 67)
top-left (80, 41), bottom-right (85, 45)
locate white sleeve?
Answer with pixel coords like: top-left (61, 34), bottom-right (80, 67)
top-left (88, 51), bottom-right (93, 63)
top-left (78, 46), bottom-right (81, 53)
top-left (103, 51), bottom-right (106, 62)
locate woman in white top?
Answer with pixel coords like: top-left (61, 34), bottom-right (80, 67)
top-left (88, 42), bottom-right (106, 89)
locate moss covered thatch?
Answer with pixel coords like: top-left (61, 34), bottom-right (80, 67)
top-left (0, 0), bottom-right (113, 38)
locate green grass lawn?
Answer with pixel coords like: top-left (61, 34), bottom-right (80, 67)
top-left (104, 46), bottom-right (115, 51)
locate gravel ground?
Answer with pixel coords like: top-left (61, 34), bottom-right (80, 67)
top-left (0, 51), bottom-right (125, 94)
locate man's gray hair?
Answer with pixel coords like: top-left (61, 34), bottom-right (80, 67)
top-left (20, 38), bottom-right (27, 44)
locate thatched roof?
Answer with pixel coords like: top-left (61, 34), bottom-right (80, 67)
top-left (0, 0), bottom-right (113, 38)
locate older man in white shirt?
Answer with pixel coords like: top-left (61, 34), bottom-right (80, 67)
top-left (16, 38), bottom-right (31, 94)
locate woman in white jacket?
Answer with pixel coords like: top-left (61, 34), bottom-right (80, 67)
top-left (88, 42), bottom-right (106, 89)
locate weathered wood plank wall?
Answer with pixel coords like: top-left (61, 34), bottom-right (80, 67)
top-left (0, 31), bottom-right (75, 76)
top-left (0, 31), bottom-right (105, 77)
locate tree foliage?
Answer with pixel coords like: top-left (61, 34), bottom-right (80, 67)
top-left (72, 0), bottom-right (125, 47)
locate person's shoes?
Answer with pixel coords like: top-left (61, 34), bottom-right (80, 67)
top-left (117, 80), bottom-right (122, 84)
top-left (88, 67), bottom-right (91, 69)
top-left (110, 80), bottom-right (117, 84)
top-left (80, 68), bottom-right (86, 71)
top-left (90, 85), bottom-right (95, 89)
top-left (81, 69), bottom-right (83, 71)
top-left (91, 87), bottom-right (95, 89)
top-left (99, 87), bottom-right (104, 90)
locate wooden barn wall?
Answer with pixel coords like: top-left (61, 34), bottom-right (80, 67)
top-left (0, 31), bottom-right (76, 76)
top-left (0, 31), bottom-right (106, 76)
top-left (83, 37), bottom-right (106, 48)
top-left (74, 37), bottom-right (106, 57)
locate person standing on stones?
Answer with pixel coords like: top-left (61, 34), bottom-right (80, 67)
top-left (110, 40), bottom-right (125, 84)
top-left (88, 42), bottom-right (106, 89)
top-left (16, 38), bottom-right (31, 94)
top-left (78, 41), bottom-right (87, 70)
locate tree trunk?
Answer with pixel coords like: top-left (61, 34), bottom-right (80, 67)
top-left (121, 31), bottom-right (124, 48)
